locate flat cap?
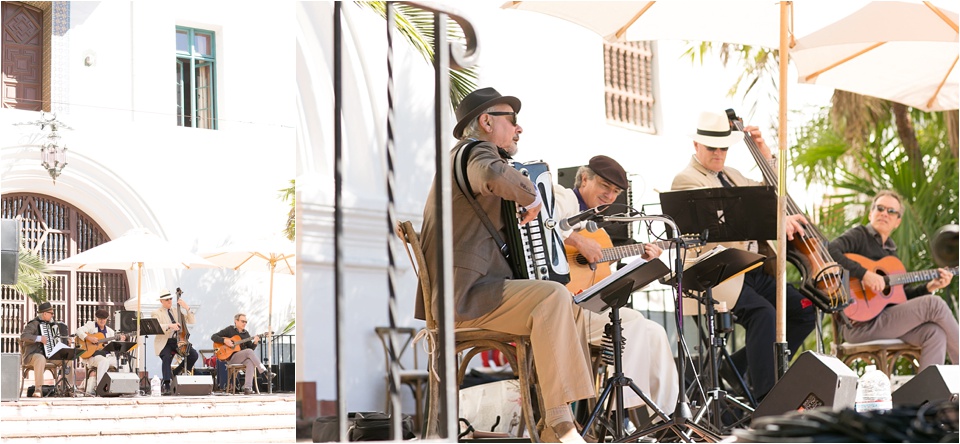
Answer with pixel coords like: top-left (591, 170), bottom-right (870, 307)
top-left (588, 155), bottom-right (628, 190)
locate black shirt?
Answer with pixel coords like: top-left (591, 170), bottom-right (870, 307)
top-left (828, 224), bottom-right (927, 298)
top-left (211, 325), bottom-right (257, 351)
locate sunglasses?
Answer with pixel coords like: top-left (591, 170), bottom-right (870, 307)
top-left (874, 204), bottom-right (901, 217)
top-left (704, 146), bottom-right (729, 152)
top-left (486, 111), bottom-right (517, 126)
top-left (238, 319), bottom-right (248, 323)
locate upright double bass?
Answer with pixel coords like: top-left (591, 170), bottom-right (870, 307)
top-left (174, 287), bottom-right (192, 359)
top-left (726, 109), bottom-right (851, 312)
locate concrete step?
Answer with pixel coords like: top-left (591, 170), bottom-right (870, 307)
top-left (1, 394), bottom-right (296, 443)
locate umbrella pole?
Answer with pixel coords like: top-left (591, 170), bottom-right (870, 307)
top-left (267, 261), bottom-right (275, 394)
top-left (136, 262), bottom-right (144, 393)
top-left (773, 1), bottom-right (791, 380)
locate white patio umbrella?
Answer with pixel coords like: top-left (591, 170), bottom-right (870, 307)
top-left (501, 1), bottom-right (869, 46)
top-left (200, 236), bottom-right (295, 394)
top-left (791, 1), bottom-right (959, 112)
top-left (53, 227), bottom-right (217, 374)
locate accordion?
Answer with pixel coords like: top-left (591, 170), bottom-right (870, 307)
top-left (503, 161), bottom-right (570, 284)
top-left (40, 322), bottom-right (71, 359)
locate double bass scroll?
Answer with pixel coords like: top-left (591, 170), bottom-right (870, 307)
top-left (726, 109), bottom-right (851, 313)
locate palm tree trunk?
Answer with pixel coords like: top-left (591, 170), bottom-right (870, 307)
top-left (947, 110), bottom-right (958, 158)
top-left (892, 103), bottom-right (923, 174)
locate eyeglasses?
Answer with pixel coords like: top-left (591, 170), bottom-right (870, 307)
top-left (704, 146), bottom-right (729, 152)
top-left (486, 111), bottom-right (517, 126)
top-left (874, 204), bottom-right (901, 217)
top-left (238, 319), bottom-right (248, 323)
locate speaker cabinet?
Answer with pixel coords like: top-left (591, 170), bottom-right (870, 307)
top-left (173, 375), bottom-right (213, 396)
top-left (96, 372), bottom-right (140, 397)
top-left (893, 365), bottom-right (959, 407)
top-left (1, 353), bottom-right (20, 401)
top-left (752, 352), bottom-right (858, 422)
top-left (1, 219), bottom-right (19, 286)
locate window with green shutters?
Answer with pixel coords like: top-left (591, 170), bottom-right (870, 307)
top-left (176, 27), bottom-right (217, 129)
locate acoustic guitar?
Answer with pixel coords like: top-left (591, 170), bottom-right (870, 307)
top-left (79, 332), bottom-right (121, 359)
top-left (565, 229), bottom-right (697, 294)
top-left (213, 333), bottom-right (267, 361)
top-left (842, 253), bottom-right (958, 322)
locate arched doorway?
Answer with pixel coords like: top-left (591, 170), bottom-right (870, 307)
top-left (1, 193), bottom-right (129, 354)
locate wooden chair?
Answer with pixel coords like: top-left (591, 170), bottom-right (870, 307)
top-left (831, 313), bottom-right (921, 376)
top-left (375, 326), bottom-right (431, 432)
top-left (18, 338), bottom-right (61, 398)
top-left (226, 363), bottom-right (260, 394)
top-left (397, 220), bottom-right (543, 441)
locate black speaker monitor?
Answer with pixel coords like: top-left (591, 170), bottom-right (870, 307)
top-left (173, 374), bottom-right (213, 396)
top-left (96, 372), bottom-right (140, 397)
top-left (893, 365), bottom-right (959, 407)
top-left (752, 352), bottom-right (858, 422)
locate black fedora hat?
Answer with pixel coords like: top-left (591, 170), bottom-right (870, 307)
top-left (453, 87), bottom-right (521, 139)
top-left (36, 301), bottom-right (53, 313)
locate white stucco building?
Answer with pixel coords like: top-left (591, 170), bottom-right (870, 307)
top-left (1, 1), bottom-right (296, 384)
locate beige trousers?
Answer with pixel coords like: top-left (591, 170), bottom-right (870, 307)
top-left (26, 353), bottom-right (69, 391)
top-left (585, 309), bottom-right (679, 414)
top-left (456, 279), bottom-right (596, 410)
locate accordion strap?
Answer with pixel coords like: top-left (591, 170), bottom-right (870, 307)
top-left (453, 140), bottom-right (511, 260)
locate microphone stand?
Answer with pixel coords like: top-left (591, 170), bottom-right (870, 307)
top-left (601, 215), bottom-right (720, 443)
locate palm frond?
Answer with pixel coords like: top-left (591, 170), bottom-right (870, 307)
top-left (1, 247), bottom-right (49, 305)
top-left (359, 1), bottom-right (479, 109)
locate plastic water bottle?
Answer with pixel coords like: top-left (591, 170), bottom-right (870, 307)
top-left (855, 365), bottom-right (892, 412)
top-left (150, 375), bottom-right (161, 397)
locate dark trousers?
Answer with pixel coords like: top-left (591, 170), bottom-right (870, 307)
top-left (159, 339), bottom-right (199, 381)
top-left (729, 268), bottom-right (816, 398)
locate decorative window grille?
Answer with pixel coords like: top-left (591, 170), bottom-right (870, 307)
top-left (604, 40), bottom-right (656, 133)
top-left (176, 26), bottom-right (217, 129)
top-left (0, 193), bottom-right (128, 354)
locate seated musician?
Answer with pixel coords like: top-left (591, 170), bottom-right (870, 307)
top-left (828, 190), bottom-right (958, 369)
top-left (211, 313), bottom-right (276, 395)
top-left (418, 87), bottom-right (595, 443)
top-left (151, 290), bottom-right (198, 395)
top-left (76, 308), bottom-right (127, 396)
top-left (20, 302), bottom-right (73, 397)
top-left (554, 155), bottom-right (679, 417)
top-left (670, 111), bottom-right (816, 400)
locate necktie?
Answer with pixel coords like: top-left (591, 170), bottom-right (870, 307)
top-left (168, 309), bottom-right (176, 323)
top-left (718, 171), bottom-right (734, 188)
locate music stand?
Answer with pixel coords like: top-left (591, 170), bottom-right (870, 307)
top-left (659, 186), bottom-right (777, 242)
top-left (574, 258), bottom-right (671, 442)
top-left (48, 346), bottom-right (78, 397)
top-left (101, 341), bottom-right (138, 373)
top-left (660, 247), bottom-right (765, 435)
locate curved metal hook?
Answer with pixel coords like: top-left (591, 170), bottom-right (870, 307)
top-left (399, 1), bottom-right (480, 70)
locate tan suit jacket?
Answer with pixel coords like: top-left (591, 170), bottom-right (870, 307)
top-left (416, 139), bottom-right (538, 322)
top-left (670, 156), bottom-right (765, 309)
top-left (150, 306), bottom-right (196, 356)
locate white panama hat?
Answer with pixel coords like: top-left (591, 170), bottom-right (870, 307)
top-left (688, 111), bottom-right (744, 148)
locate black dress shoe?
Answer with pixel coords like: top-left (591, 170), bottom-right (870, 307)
top-left (262, 371), bottom-right (277, 380)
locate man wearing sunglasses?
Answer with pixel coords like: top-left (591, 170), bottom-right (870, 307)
top-left (670, 111), bottom-right (817, 401)
top-left (211, 313), bottom-right (276, 394)
top-left (417, 87), bottom-right (594, 443)
top-left (828, 190), bottom-right (958, 370)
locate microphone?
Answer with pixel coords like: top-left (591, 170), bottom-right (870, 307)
top-left (559, 207), bottom-right (605, 231)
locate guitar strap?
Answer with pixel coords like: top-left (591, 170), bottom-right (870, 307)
top-left (453, 140), bottom-right (512, 262)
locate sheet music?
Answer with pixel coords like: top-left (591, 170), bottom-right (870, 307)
top-left (574, 258), bottom-right (669, 313)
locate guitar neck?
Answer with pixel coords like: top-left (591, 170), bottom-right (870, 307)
top-left (599, 240), bottom-right (673, 263)
top-left (887, 267), bottom-right (959, 287)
